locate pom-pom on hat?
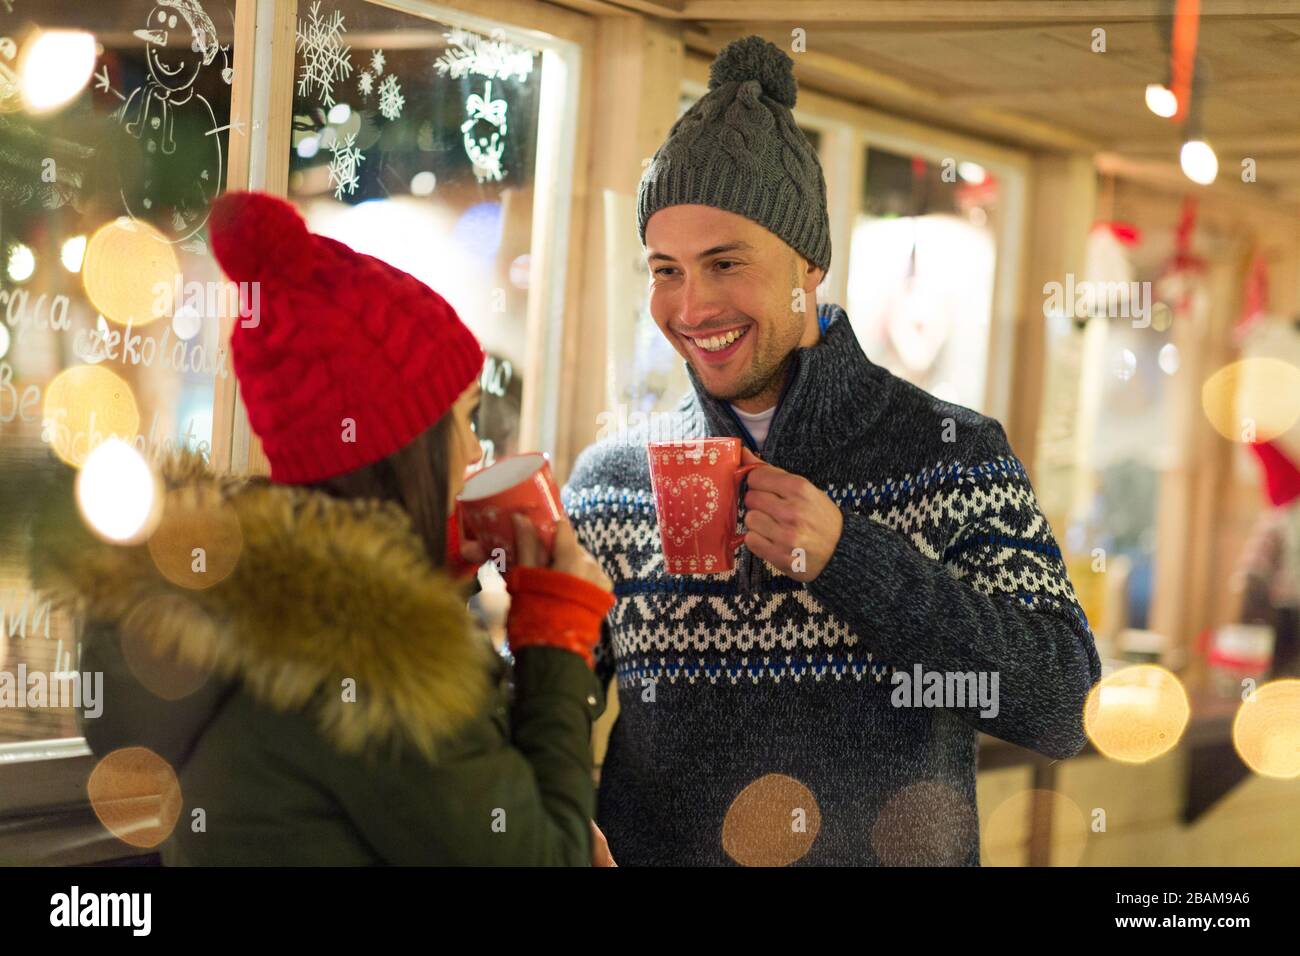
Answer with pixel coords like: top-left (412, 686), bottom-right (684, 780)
top-left (207, 191), bottom-right (484, 485)
top-left (637, 35), bottom-right (830, 273)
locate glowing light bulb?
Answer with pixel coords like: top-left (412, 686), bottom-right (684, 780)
top-left (76, 438), bottom-right (162, 545)
top-left (1145, 83), bottom-right (1178, 118)
top-left (6, 243), bottom-right (34, 282)
top-left (61, 235), bottom-right (87, 273)
top-left (1181, 139), bottom-right (1218, 185)
top-left (20, 30), bottom-right (96, 113)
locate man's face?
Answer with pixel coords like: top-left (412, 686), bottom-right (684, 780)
top-left (645, 205), bottom-right (824, 410)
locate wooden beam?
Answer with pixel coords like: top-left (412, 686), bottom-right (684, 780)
top-left (1094, 151), bottom-right (1300, 222)
top-left (1116, 132), bottom-right (1300, 155)
top-left (670, 1), bottom-right (1300, 22)
top-left (685, 28), bottom-right (1101, 153)
top-left (947, 76), bottom-right (1300, 110)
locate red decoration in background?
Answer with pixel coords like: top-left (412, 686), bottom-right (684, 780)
top-left (1235, 252), bottom-right (1270, 337)
top-left (1095, 221), bottom-right (1142, 246)
top-left (1171, 0), bottom-right (1201, 123)
top-left (1170, 196), bottom-right (1205, 273)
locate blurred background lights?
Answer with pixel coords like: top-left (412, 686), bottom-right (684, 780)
top-left (1232, 679), bottom-right (1300, 779)
top-left (75, 438), bottom-right (162, 545)
top-left (1084, 664), bottom-right (1190, 763)
top-left (871, 780), bottom-right (977, 866)
top-left (42, 364), bottom-right (140, 467)
top-left (983, 789), bottom-right (1089, 866)
top-left (1144, 82), bottom-right (1178, 118)
top-left (87, 747), bottom-right (182, 849)
top-left (0, 323), bottom-right (9, 361)
top-left (1158, 342), bottom-right (1180, 375)
top-left (147, 483), bottom-right (243, 590)
top-left (296, 134), bottom-right (320, 159)
top-left (120, 595), bottom-right (216, 700)
top-left (7, 242), bottom-right (34, 282)
top-left (327, 102), bottom-right (351, 125)
top-left (60, 234), bottom-right (87, 273)
top-left (172, 303), bottom-right (202, 341)
top-left (957, 161), bottom-right (986, 184)
top-left (1112, 347), bottom-right (1137, 381)
top-left (410, 170), bottom-right (437, 196)
top-left (1201, 357), bottom-right (1300, 443)
top-left (720, 773), bottom-right (820, 866)
top-left (1180, 138), bottom-right (1218, 185)
top-left (20, 30), bottom-right (96, 113)
top-left (82, 218), bottom-right (178, 327)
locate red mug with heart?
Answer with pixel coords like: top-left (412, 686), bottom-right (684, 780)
top-left (456, 452), bottom-right (563, 567)
top-left (647, 437), bottom-right (762, 574)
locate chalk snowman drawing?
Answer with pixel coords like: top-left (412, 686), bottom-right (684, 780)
top-left (104, 0), bottom-right (233, 243)
top-left (434, 28), bottom-right (535, 185)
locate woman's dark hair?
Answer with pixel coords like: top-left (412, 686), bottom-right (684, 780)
top-left (302, 414), bottom-right (454, 568)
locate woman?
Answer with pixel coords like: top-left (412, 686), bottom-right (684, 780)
top-left (33, 191), bottom-right (615, 864)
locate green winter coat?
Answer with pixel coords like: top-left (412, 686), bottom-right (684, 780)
top-left (28, 450), bottom-right (603, 865)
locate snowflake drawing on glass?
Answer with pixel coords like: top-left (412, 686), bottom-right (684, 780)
top-left (433, 27), bottom-right (534, 82)
top-left (356, 70), bottom-right (373, 97)
top-left (377, 73), bottom-right (404, 120)
top-left (296, 0), bottom-right (352, 108)
top-left (462, 79), bottom-right (507, 182)
top-left (328, 131), bottom-right (364, 199)
top-left (370, 48), bottom-right (385, 75)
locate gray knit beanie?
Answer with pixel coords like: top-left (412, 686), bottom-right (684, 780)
top-left (637, 35), bottom-right (831, 273)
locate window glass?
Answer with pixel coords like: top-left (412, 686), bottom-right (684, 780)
top-left (0, 0), bottom-right (235, 745)
top-left (286, 1), bottom-right (548, 467)
top-left (846, 145), bottom-right (999, 412)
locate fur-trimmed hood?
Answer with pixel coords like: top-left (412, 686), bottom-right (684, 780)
top-left (24, 449), bottom-right (498, 764)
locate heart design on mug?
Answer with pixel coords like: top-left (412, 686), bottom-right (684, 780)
top-left (657, 474), bottom-right (720, 546)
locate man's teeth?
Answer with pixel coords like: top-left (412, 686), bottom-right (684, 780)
top-left (692, 328), bottom-right (746, 352)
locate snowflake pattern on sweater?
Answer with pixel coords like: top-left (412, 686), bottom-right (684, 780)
top-left (563, 304), bottom-right (1102, 866)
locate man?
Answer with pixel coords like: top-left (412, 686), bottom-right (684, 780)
top-left (563, 35), bottom-right (1101, 866)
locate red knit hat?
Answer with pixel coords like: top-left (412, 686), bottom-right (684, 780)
top-left (207, 191), bottom-right (484, 484)
top-left (1248, 440), bottom-right (1300, 508)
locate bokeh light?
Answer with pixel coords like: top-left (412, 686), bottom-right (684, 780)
top-left (76, 438), bottom-right (162, 545)
top-left (60, 235), bottom-right (87, 273)
top-left (147, 483), bottom-right (243, 590)
top-left (19, 30), bottom-right (96, 114)
top-left (87, 747), bottom-right (182, 849)
top-left (721, 773), bottom-right (821, 866)
top-left (870, 780), bottom-right (977, 865)
top-left (983, 788), bottom-right (1090, 866)
top-left (1201, 358), bottom-right (1300, 443)
top-left (82, 218), bottom-right (179, 327)
top-left (43, 365), bottom-right (140, 467)
top-left (120, 594), bottom-right (216, 701)
top-left (6, 242), bottom-right (34, 282)
top-left (1084, 664), bottom-right (1190, 763)
top-left (1232, 678), bottom-right (1300, 779)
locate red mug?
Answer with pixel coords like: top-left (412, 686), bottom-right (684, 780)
top-left (456, 452), bottom-right (563, 567)
top-left (647, 438), bottom-right (762, 575)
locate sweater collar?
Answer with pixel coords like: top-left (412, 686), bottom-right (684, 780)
top-left (683, 302), bottom-right (891, 456)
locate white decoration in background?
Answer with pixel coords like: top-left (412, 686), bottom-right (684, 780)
top-left (370, 48), bottom-right (385, 75)
top-left (462, 79), bottom-right (507, 182)
top-left (433, 27), bottom-right (534, 82)
top-left (328, 131), bottom-right (364, 199)
top-left (435, 30), bottom-right (533, 184)
top-left (112, 0), bottom-right (229, 242)
top-left (357, 70), bottom-right (373, 97)
top-left (377, 73), bottom-right (404, 120)
top-left (0, 35), bottom-right (19, 112)
top-left (296, 0), bottom-right (352, 108)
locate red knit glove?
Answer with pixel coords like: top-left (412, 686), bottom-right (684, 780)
top-left (504, 566), bottom-right (615, 669)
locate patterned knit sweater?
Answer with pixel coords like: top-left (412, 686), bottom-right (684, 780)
top-left (563, 304), bottom-right (1102, 866)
